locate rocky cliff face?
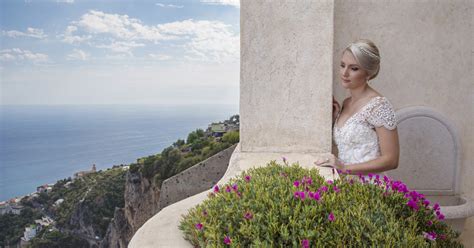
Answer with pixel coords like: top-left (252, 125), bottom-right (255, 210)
top-left (101, 144), bottom-right (236, 247)
top-left (101, 171), bottom-right (161, 247)
top-left (67, 200), bottom-right (100, 247)
top-left (100, 208), bottom-right (131, 248)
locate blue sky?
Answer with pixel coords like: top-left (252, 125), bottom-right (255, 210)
top-left (0, 0), bottom-right (240, 105)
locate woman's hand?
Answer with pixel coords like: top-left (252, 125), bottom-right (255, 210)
top-left (333, 96), bottom-right (341, 124)
top-left (314, 154), bottom-right (345, 170)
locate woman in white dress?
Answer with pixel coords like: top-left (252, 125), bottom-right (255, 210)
top-left (316, 39), bottom-right (399, 175)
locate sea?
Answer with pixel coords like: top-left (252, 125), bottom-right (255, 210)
top-left (0, 104), bottom-right (239, 201)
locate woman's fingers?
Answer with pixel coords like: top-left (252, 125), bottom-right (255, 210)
top-left (314, 155), bottom-right (336, 167)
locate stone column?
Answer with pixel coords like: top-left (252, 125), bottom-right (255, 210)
top-left (241, 0), bottom-right (333, 154)
top-left (129, 1), bottom-right (335, 246)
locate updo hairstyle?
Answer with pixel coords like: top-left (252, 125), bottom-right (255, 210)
top-left (344, 39), bottom-right (381, 80)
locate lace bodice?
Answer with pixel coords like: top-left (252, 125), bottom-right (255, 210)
top-left (333, 96), bottom-right (397, 165)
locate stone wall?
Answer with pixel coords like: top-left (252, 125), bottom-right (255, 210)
top-left (157, 144), bottom-right (237, 210)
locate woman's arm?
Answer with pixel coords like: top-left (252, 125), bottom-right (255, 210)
top-left (332, 96), bottom-right (341, 124)
top-left (339, 127), bottom-right (399, 174)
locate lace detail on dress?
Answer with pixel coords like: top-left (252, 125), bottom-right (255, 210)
top-left (365, 98), bottom-right (397, 130)
top-left (333, 96), bottom-right (397, 165)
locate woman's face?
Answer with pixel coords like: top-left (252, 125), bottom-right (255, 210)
top-left (339, 51), bottom-right (369, 90)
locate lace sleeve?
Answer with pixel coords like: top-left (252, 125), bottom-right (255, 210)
top-left (366, 97), bottom-right (397, 130)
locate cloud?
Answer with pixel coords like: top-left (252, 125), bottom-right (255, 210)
top-left (148, 53), bottom-right (172, 60)
top-left (56, 0), bottom-right (74, 3)
top-left (59, 25), bottom-right (92, 44)
top-left (2, 28), bottom-right (47, 39)
top-left (0, 48), bottom-right (49, 63)
top-left (156, 3), bottom-right (184, 8)
top-left (61, 10), bottom-right (239, 62)
top-left (67, 49), bottom-right (90, 60)
top-left (75, 10), bottom-right (176, 41)
top-left (157, 19), bottom-right (239, 62)
top-left (200, 0), bottom-right (240, 8)
top-left (96, 41), bottom-right (145, 54)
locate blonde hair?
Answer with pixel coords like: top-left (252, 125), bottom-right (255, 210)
top-left (344, 39), bottom-right (381, 80)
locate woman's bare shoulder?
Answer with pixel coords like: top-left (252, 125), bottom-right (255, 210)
top-left (368, 88), bottom-right (383, 98)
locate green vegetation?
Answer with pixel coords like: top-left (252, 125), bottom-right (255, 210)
top-left (180, 162), bottom-right (462, 247)
top-left (29, 230), bottom-right (89, 248)
top-left (0, 208), bottom-right (42, 246)
top-left (137, 118), bottom-right (240, 184)
top-left (54, 168), bottom-right (126, 237)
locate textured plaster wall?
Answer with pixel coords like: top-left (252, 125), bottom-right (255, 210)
top-left (240, 0), bottom-right (333, 153)
top-left (333, 0), bottom-right (473, 244)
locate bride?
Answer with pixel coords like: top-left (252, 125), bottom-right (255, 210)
top-left (316, 39), bottom-right (399, 175)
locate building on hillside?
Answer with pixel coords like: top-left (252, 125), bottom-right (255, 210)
top-left (36, 184), bottom-right (53, 194)
top-left (73, 164), bottom-right (97, 179)
top-left (64, 181), bottom-right (73, 188)
top-left (35, 216), bottom-right (54, 227)
top-left (21, 224), bottom-right (38, 242)
top-left (208, 122), bottom-right (239, 137)
top-left (54, 198), bottom-right (64, 207)
top-left (0, 204), bottom-right (12, 215)
top-left (1, 203), bottom-right (25, 215)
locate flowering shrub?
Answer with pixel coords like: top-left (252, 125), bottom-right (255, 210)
top-left (179, 161), bottom-right (462, 247)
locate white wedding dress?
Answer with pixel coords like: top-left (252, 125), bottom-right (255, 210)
top-left (333, 96), bottom-right (397, 166)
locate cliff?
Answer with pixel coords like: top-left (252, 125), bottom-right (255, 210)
top-left (100, 170), bottom-right (160, 248)
top-left (101, 144), bottom-right (236, 247)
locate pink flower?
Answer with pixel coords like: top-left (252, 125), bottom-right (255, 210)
top-left (195, 223), bottom-right (203, 230)
top-left (426, 220), bottom-right (433, 226)
top-left (224, 236), bottom-right (232, 245)
top-left (299, 191), bottom-right (306, 200)
top-left (303, 176), bottom-right (313, 185)
top-left (225, 185), bottom-right (232, 193)
top-left (244, 175), bottom-right (251, 182)
top-left (437, 213), bottom-right (445, 220)
top-left (433, 203), bottom-right (440, 211)
top-left (301, 239), bottom-right (310, 248)
top-left (213, 185), bottom-right (220, 193)
top-left (232, 184), bottom-right (238, 192)
top-left (333, 186), bottom-right (340, 193)
top-left (423, 231), bottom-right (437, 241)
top-left (320, 186), bottom-right (328, 192)
top-left (312, 191), bottom-right (321, 201)
top-left (391, 181), bottom-right (408, 193)
top-left (327, 180), bottom-right (333, 185)
top-left (407, 199), bottom-right (419, 211)
top-left (294, 180), bottom-right (300, 187)
top-left (294, 191), bottom-right (300, 199)
top-left (328, 212), bottom-right (335, 222)
top-left (244, 211), bottom-right (253, 220)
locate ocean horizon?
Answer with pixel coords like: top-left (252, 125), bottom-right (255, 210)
top-left (0, 104), bottom-right (239, 201)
